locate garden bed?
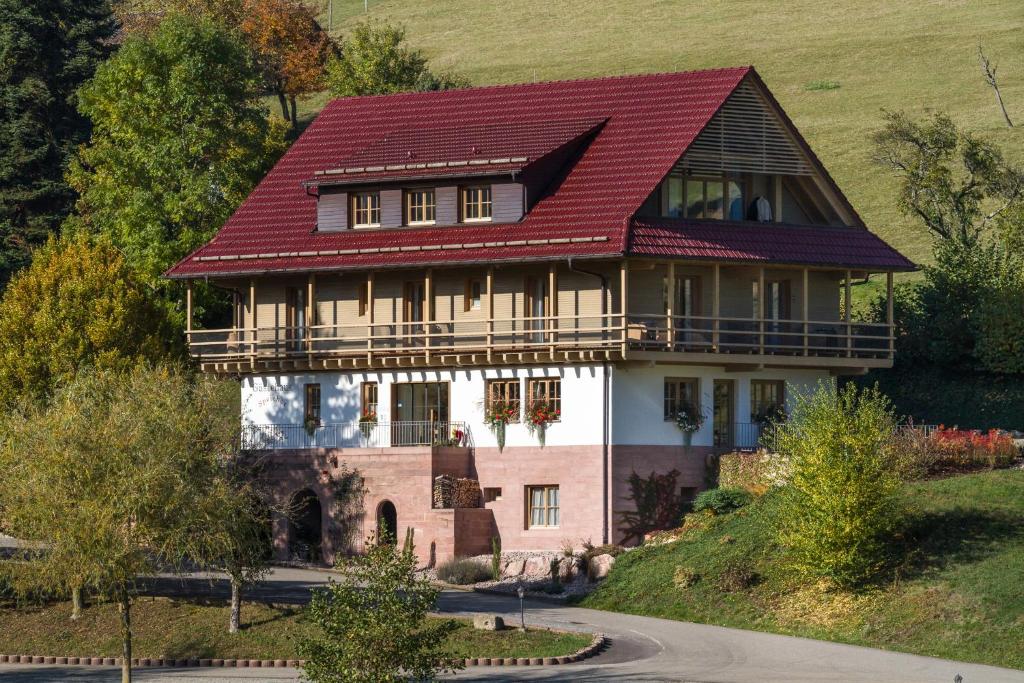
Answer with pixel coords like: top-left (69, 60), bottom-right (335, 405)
top-left (0, 597), bottom-right (592, 662)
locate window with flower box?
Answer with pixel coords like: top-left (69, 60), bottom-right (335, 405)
top-left (526, 485), bottom-right (559, 528)
top-left (305, 383), bottom-right (321, 425)
top-left (361, 382), bottom-right (378, 420)
top-left (527, 377), bottom-right (561, 422)
top-left (750, 380), bottom-right (785, 421)
top-left (486, 379), bottom-right (520, 423)
top-left (664, 378), bottom-right (699, 421)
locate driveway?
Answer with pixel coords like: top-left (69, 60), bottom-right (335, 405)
top-left (1, 566), bottom-right (1021, 683)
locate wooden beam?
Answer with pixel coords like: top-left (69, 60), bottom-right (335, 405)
top-left (773, 175), bottom-right (783, 222)
top-left (620, 261), bottom-right (629, 356)
top-left (666, 261), bottom-right (675, 349)
top-left (712, 263), bottom-right (720, 350)
top-left (802, 267), bottom-right (809, 356)
top-left (486, 267), bottom-right (494, 362)
top-left (366, 271), bottom-right (374, 362)
top-left (306, 273), bottom-right (315, 360)
top-left (424, 268), bottom-right (433, 360)
top-left (887, 271), bottom-right (894, 357)
top-left (548, 262), bottom-right (558, 354)
top-left (845, 269), bottom-right (853, 358)
top-left (185, 281), bottom-right (193, 335)
top-left (248, 279), bottom-right (256, 369)
top-left (757, 266), bottom-right (765, 354)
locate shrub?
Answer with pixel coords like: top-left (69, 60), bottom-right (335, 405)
top-left (716, 559), bottom-right (760, 592)
top-left (775, 382), bottom-right (902, 588)
top-left (692, 488), bottom-right (753, 515)
top-left (436, 557), bottom-right (491, 585)
top-left (490, 537), bottom-right (502, 581)
top-left (718, 451), bottom-right (790, 493)
top-left (930, 427), bottom-right (1018, 469)
top-left (673, 566), bottom-right (700, 589)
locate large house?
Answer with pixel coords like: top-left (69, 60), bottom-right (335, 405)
top-left (166, 67), bottom-right (914, 566)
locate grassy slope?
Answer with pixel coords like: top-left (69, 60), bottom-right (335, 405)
top-left (303, 0), bottom-right (1024, 269)
top-left (582, 469), bottom-right (1024, 670)
top-left (0, 599), bottom-right (590, 660)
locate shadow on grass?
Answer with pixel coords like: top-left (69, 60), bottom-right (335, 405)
top-left (895, 507), bottom-right (1024, 581)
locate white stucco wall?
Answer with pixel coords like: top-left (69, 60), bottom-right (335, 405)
top-left (242, 363), bottom-right (831, 450)
top-left (241, 365), bottom-right (607, 449)
top-left (610, 364), bottom-right (830, 447)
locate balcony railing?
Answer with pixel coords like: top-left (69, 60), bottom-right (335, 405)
top-left (189, 311), bottom-right (892, 367)
top-left (240, 420), bottom-right (471, 450)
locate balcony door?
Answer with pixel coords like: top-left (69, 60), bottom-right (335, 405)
top-left (524, 276), bottom-right (548, 344)
top-left (669, 275), bottom-right (703, 349)
top-left (403, 280), bottom-right (426, 347)
top-left (285, 286), bottom-right (305, 353)
top-left (755, 279), bottom-right (791, 351)
top-left (392, 382), bottom-right (449, 445)
top-left (713, 379), bottom-right (734, 449)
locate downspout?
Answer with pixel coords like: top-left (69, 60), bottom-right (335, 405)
top-left (568, 257), bottom-right (612, 544)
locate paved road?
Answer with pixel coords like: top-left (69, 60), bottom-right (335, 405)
top-left (1, 567), bottom-right (1022, 683)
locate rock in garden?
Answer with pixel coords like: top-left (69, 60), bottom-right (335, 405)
top-left (473, 614), bottom-right (505, 631)
top-left (588, 553), bottom-right (616, 581)
top-left (524, 555), bottom-right (549, 576)
top-left (502, 558), bottom-right (525, 577)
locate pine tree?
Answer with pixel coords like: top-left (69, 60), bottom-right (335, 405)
top-left (0, 0), bottom-right (115, 284)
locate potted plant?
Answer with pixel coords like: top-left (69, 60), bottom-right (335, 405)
top-left (304, 415), bottom-right (321, 437)
top-left (484, 400), bottom-right (518, 452)
top-left (527, 401), bottom-right (560, 448)
top-left (358, 408), bottom-right (378, 440)
top-left (674, 401), bottom-right (705, 447)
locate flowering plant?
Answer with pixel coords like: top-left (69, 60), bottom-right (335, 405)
top-left (673, 402), bottom-right (705, 435)
top-left (358, 409), bottom-right (378, 425)
top-left (526, 401), bottom-right (560, 447)
top-left (930, 426), bottom-right (1018, 469)
top-left (484, 401), bottom-right (519, 426)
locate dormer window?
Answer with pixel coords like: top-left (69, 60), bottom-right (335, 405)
top-left (351, 192), bottom-right (381, 228)
top-left (462, 186), bottom-right (492, 222)
top-left (405, 189), bottom-right (436, 225)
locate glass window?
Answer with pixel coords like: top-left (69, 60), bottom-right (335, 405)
top-left (462, 186), bottom-right (492, 221)
top-left (405, 189), bottom-right (436, 225)
top-left (351, 192), bottom-right (380, 227)
top-left (728, 180), bottom-right (745, 220)
top-left (705, 181), bottom-right (724, 220)
top-left (685, 179), bottom-right (704, 218)
top-left (666, 175), bottom-right (684, 218)
top-left (664, 378), bottom-right (699, 421)
top-left (751, 380), bottom-right (785, 421)
top-left (361, 382), bottom-right (378, 418)
top-left (486, 379), bottom-right (521, 422)
top-left (527, 485), bottom-right (559, 528)
top-left (527, 378), bottom-right (561, 421)
top-left (464, 279), bottom-right (482, 311)
top-left (304, 384), bottom-right (321, 423)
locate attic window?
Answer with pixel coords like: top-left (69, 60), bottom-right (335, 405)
top-left (660, 173), bottom-right (746, 221)
top-left (462, 186), bottom-right (492, 222)
top-left (405, 189), bottom-right (436, 225)
top-left (351, 192), bottom-right (381, 228)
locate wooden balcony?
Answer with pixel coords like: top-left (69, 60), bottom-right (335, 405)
top-left (188, 311), bottom-right (893, 374)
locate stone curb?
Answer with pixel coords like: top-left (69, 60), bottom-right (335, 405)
top-left (0, 634), bottom-right (606, 670)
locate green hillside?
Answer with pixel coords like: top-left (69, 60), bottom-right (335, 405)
top-left (302, 0), bottom-right (1024, 266)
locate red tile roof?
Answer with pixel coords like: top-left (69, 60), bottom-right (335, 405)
top-left (309, 117), bottom-right (606, 185)
top-left (630, 218), bottom-right (916, 270)
top-left (165, 67), bottom-right (912, 278)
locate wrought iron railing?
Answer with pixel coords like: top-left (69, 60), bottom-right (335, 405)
top-left (732, 422), bottom-right (781, 452)
top-left (240, 420), bottom-right (471, 450)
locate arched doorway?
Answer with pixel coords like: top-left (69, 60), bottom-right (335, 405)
top-left (377, 500), bottom-right (397, 545)
top-left (288, 489), bottom-right (322, 563)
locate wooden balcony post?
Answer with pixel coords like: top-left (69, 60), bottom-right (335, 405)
top-left (757, 266), bottom-right (765, 354)
top-left (185, 281), bottom-right (193, 335)
top-left (620, 260), bottom-right (629, 356)
top-left (548, 262), bottom-right (558, 356)
top-left (424, 268), bottom-right (432, 361)
top-left (666, 261), bottom-right (675, 349)
top-left (248, 279), bottom-right (256, 369)
top-left (887, 271), bottom-right (895, 358)
top-left (845, 269), bottom-right (853, 358)
top-left (802, 267), bottom-right (809, 356)
top-left (306, 272), bottom-right (315, 363)
top-left (486, 268), bottom-right (494, 362)
top-left (366, 272), bottom-right (374, 362)
top-left (712, 263), bottom-right (720, 350)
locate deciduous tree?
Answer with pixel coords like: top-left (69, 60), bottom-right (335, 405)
top-left (300, 533), bottom-right (462, 682)
top-left (0, 366), bottom-right (241, 683)
top-left (0, 233), bottom-right (175, 408)
top-left (68, 14), bottom-right (286, 285)
top-left (325, 20), bottom-right (469, 98)
top-left (0, 0), bottom-right (115, 284)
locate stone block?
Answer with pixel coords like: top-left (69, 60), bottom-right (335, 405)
top-left (588, 553), bottom-right (616, 580)
top-left (502, 558), bottom-right (525, 577)
top-left (472, 614), bottom-right (504, 631)
top-left (523, 555), bottom-right (549, 576)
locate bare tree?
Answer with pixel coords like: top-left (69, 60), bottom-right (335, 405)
top-left (978, 46), bottom-right (1014, 128)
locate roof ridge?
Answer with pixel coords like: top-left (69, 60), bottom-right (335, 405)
top-left (322, 65), bottom-right (755, 108)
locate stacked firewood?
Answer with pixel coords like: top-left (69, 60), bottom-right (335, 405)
top-left (432, 475), bottom-right (481, 509)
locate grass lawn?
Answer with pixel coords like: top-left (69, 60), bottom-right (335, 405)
top-left (300, 0), bottom-right (1023, 271)
top-left (583, 468), bottom-right (1024, 670)
top-left (0, 598), bottom-right (590, 661)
